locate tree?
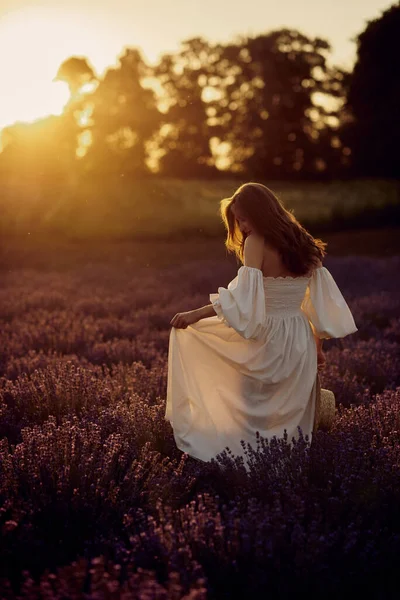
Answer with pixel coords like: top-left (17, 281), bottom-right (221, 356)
top-left (207, 29), bottom-right (346, 179)
top-left (54, 56), bottom-right (97, 96)
top-left (340, 3), bottom-right (400, 178)
top-left (84, 48), bottom-right (162, 177)
top-left (150, 37), bottom-right (220, 178)
top-left (0, 57), bottom-right (97, 184)
top-left (53, 56), bottom-right (98, 178)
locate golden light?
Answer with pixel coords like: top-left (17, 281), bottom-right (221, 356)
top-left (0, 7), bottom-right (119, 131)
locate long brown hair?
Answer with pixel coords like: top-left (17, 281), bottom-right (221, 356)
top-left (220, 182), bottom-right (327, 276)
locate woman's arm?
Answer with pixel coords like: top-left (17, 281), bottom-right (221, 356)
top-left (195, 236), bottom-right (261, 324)
top-left (170, 304), bottom-right (216, 329)
top-left (195, 304), bottom-right (217, 320)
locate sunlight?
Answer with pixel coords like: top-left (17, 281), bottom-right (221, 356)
top-left (0, 78), bottom-right (70, 129)
top-left (0, 10), bottom-right (68, 128)
top-left (0, 8), bottom-right (120, 130)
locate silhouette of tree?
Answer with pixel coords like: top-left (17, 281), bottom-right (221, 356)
top-left (52, 57), bottom-right (98, 179)
top-left (83, 48), bottom-right (162, 177)
top-left (150, 37), bottom-right (220, 178)
top-left (0, 57), bottom-right (97, 190)
top-left (340, 3), bottom-right (400, 178)
top-left (0, 31), bottom-right (350, 185)
top-left (148, 31), bottom-right (346, 179)
top-left (54, 56), bottom-right (97, 96)
top-left (207, 29), bottom-right (346, 178)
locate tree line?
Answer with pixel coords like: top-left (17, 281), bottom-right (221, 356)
top-left (0, 3), bottom-right (399, 183)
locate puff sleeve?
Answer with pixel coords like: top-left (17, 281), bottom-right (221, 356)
top-left (301, 266), bottom-right (358, 339)
top-left (209, 266), bottom-right (266, 340)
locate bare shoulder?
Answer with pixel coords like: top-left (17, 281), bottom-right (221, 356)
top-left (243, 233), bottom-right (264, 269)
top-left (244, 233), bottom-right (264, 249)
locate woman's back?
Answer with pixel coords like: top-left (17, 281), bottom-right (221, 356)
top-left (259, 239), bottom-right (322, 279)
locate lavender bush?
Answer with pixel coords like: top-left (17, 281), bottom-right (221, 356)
top-left (0, 248), bottom-right (399, 599)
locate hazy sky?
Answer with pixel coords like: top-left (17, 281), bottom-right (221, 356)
top-left (0, 0), bottom-right (396, 127)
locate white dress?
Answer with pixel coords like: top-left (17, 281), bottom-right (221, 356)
top-left (165, 265), bottom-right (358, 466)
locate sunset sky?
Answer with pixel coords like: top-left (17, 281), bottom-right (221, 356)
top-left (0, 0), bottom-right (395, 130)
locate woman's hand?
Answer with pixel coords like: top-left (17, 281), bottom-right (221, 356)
top-left (170, 309), bottom-right (200, 329)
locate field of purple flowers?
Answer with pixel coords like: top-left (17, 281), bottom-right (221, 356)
top-left (1, 238), bottom-right (400, 599)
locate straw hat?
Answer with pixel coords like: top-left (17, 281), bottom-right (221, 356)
top-left (312, 371), bottom-right (336, 433)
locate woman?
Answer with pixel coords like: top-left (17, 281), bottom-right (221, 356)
top-left (165, 182), bottom-right (358, 467)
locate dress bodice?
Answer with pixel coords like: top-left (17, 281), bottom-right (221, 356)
top-left (262, 276), bottom-right (311, 317)
top-left (210, 266), bottom-right (358, 341)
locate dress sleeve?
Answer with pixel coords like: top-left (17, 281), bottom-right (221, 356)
top-left (209, 266), bottom-right (266, 340)
top-left (301, 266), bottom-right (358, 339)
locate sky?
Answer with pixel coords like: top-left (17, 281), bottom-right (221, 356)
top-left (0, 0), bottom-right (396, 129)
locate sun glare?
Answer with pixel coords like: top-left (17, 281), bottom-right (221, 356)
top-left (0, 8), bottom-right (116, 130)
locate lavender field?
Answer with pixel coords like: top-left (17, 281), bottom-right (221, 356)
top-left (1, 234), bottom-right (400, 599)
